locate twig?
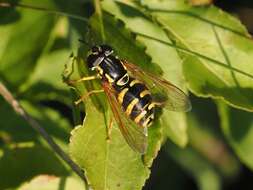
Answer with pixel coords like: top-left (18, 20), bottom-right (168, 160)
top-left (0, 81), bottom-right (88, 186)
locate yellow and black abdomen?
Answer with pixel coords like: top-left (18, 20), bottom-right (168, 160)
top-left (116, 77), bottom-right (155, 127)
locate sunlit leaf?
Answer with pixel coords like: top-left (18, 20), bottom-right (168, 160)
top-left (70, 105), bottom-right (149, 190)
top-left (20, 49), bottom-right (72, 104)
top-left (141, 0), bottom-right (253, 112)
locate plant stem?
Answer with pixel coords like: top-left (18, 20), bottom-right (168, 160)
top-left (0, 81), bottom-right (89, 187)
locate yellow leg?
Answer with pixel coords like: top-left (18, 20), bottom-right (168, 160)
top-left (106, 117), bottom-right (113, 141)
top-left (154, 102), bottom-right (165, 107)
top-left (75, 89), bottom-right (104, 105)
top-left (148, 101), bottom-right (166, 110)
top-left (67, 75), bottom-right (99, 85)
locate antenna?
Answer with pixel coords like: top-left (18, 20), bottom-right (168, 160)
top-left (79, 26), bottom-right (96, 48)
top-left (78, 39), bottom-right (90, 46)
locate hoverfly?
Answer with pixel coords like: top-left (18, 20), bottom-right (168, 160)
top-left (0, 0), bottom-right (191, 154)
top-left (75, 44), bottom-right (191, 154)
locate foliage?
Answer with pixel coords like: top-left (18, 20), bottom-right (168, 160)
top-left (0, 0), bottom-right (253, 189)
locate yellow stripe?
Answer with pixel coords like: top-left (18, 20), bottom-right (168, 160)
top-left (148, 102), bottom-right (156, 110)
top-left (126, 98), bottom-right (139, 116)
top-left (117, 88), bottom-right (129, 104)
top-left (141, 103), bottom-right (149, 110)
top-left (140, 90), bottom-right (150, 98)
top-left (122, 63), bottom-right (127, 70)
top-left (134, 110), bottom-right (147, 123)
top-left (130, 79), bottom-right (141, 87)
top-left (143, 114), bottom-right (154, 127)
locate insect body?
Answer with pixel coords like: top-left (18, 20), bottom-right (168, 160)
top-left (117, 76), bottom-right (155, 128)
top-left (86, 45), bottom-right (191, 154)
top-left (87, 45), bottom-right (154, 128)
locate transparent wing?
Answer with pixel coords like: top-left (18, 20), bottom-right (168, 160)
top-left (102, 81), bottom-right (148, 154)
top-left (123, 61), bottom-right (191, 112)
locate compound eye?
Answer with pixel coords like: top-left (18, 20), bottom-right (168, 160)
top-left (87, 54), bottom-right (97, 69)
top-left (101, 44), bottom-right (112, 51)
top-left (100, 44), bottom-right (113, 55)
top-left (91, 46), bottom-right (100, 53)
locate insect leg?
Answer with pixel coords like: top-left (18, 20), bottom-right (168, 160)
top-left (75, 89), bottom-right (104, 105)
top-left (106, 116), bottom-right (113, 141)
top-left (148, 101), bottom-right (165, 109)
top-left (67, 75), bottom-right (100, 85)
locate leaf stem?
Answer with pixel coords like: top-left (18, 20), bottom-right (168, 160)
top-left (134, 32), bottom-right (253, 80)
top-left (116, 1), bottom-right (251, 39)
top-left (146, 8), bottom-right (252, 40)
top-left (212, 26), bottom-right (241, 88)
top-left (0, 81), bottom-right (89, 187)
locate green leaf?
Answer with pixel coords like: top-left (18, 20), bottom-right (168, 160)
top-left (142, 119), bottom-right (162, 167)
top-left (22, 49), bottom-right (70, 91)
top-left (18, 175), bottom-right (85, 190)
top-left (70, 104), bottom-right (149, 190)
top-left (101, 0), bottom-right (188, 147)
top-left (0, 145), bottom-right (68, 189)
top-left (0, 0), bottom-right (57, 87)
top-left (141, 0), bottom-right (253, 112)
top-left (217, 102), bottom-right (253, 170)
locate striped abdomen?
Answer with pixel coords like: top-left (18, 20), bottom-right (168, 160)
top-left (116, 77), bottom-right (155, 127)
